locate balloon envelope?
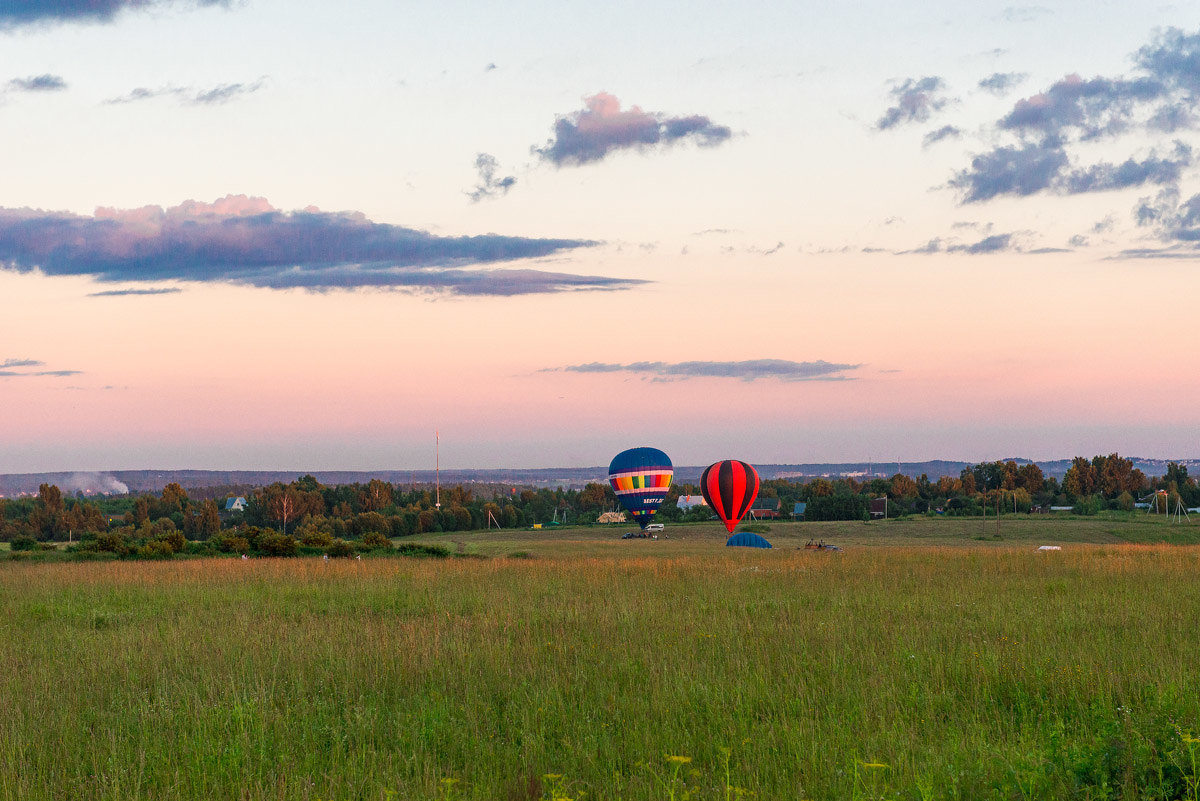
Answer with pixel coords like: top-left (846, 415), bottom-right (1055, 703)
top-left (608, 447), bottom-right (674, 530)
top-left (726, 532), bottom-right (772, 549)
top-left (701, 460), bottom-right (760, 534)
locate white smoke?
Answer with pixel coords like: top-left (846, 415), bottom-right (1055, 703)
top-left (63, 473), bottom-right (129, 495)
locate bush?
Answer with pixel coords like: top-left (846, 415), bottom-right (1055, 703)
top-left (214, 535), bottom-right (250, 554)
top-left (156, 530), bottom-right (187, 554)
top-left (10, 536), bottom-right (37, 552)
top-left (256, 532), bottom-right (298, 557)
top-left (326, 539), bottom-right (355, 558)
top-left (361, 531), bottom-right (392, 550)
top-left (137, 540), bottom-right (175, 559)
top-left (395, 543), bottom-right (450, 559)
top-left (94, 532), bottom-right (130, 555)
top-left (298, 527), bottom-right (333, 548)
top-left (186, 541), bottom-right (219, 557)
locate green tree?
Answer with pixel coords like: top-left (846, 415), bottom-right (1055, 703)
top-left (1063, 457), bottom-right (1098, 499)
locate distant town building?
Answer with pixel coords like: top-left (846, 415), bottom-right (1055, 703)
top-left (224, 497), bottom-right (247, 512)
top-left (748, 498), bottom-right (781, 519)
top-left (676, 495), bottom-right (708, 511)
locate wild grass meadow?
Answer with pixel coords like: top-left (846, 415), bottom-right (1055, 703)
top-left (3, 518), bottom-right (1200, 800)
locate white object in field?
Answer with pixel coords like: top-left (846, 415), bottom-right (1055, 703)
top-left (1037, 545), bottom-right (1062, 551)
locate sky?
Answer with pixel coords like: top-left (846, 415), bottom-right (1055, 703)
top-left (2, 0), bottom-right (1200, 472)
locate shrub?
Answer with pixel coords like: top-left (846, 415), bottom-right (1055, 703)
top-left (186, 541), bottom-right (219, 557)
top-left (256, 532), bottom-right (298, 557)
top-left (326, 539), bottom-right (355, 558)
top-left (214, 535), bottom-right (250, 554)
top-left (361, 531), bottom-right (392, 550)
top-left (94, 532), bottom-right (130, 555)
top-left (156, 530), bottom-right (187, 554)
top-left (298, 525), bottom-right (333, 548)
top-left (137, 540), bottom-right (175, 559)
top-left (395, 543), bottom-right (450, 559)
top-left (10, 535), bottom-right (37, 552)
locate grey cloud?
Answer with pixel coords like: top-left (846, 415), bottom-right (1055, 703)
top-left (551, 359), bottom-right (862, 382)
top-left (978, 72), bottom-right (1026, 95)
top-left (876, 76), bottom-right (949, 130)
top-left (192, 80), bottom-right (265, 105)
top-left (947, 27), bottom-right (1200, 208)
top-left (951, 139), bottom-right (1186, 203)
top-left (106, 79), bottom-right (264, 106)
top-left (0, 358), bottom-right (80, 377)
top-left (923, 125), bottom-right (962, 147)
top-left (990, 27), bottom-right (1200, 143)
top-left (1061, 143), bottom-right (1192, 194)
top-left (88, 287), bottom-right (183, 297)
top-left (534, 92), bottom-right (732, 166)
top-left (999, 74), bottom-right (1159, 140)
top-left (950, 139), bottom-right (1069, 202)
top-left (953, 233), bottom-right (1013, 254)
top-left (0, 195), bottom-right (639, 296)
top-left (7, 74), bottom-right (67, 92)
top-left (1132, 187), bottom-right (1200, 242)
top-left (0, 0), bottom-right (228, 29)
top-left (1135, 27), bottom-right (1200, 93)
top-left (466, 153), bottom-right (516, 202)
top-left (899, 232), bottom-right (1024, 255)
top-left (999, 6), bottom-right (1052, 23)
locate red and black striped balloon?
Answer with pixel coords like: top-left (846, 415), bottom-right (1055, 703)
top-left (700, 460), bottom-right (760, 534)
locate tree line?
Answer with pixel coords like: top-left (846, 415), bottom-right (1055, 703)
top-left (2, 455), bottom-right (1196, 557)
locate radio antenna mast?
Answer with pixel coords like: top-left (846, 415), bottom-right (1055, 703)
top-left (435, 430), bottom-right (441, 510)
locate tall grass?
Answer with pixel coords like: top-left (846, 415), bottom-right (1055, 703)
top-left (2, 546), bottom-right (1199, 799)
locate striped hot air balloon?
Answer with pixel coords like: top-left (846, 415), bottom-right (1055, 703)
top-left (608, 447), bottom-right (673, 530)
top-left (700, 459), bottom-right (760, 534)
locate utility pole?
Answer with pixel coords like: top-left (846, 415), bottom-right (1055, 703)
top-left (435, 431), bottom-right (441, 511)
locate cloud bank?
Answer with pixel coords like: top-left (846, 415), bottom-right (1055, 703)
top-left (535, 92), bottom-right (732, 166)
top-left (0, 195), bottom-right (639, 296)
top-left (953, 28), bottom-right (1200, 204)
top-left (550, 359), bottom-right (862, 382)
top-left (0, 0), bottom-right (228, 29)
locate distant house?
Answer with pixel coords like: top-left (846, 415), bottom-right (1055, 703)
top-left (748, 498), bottom-right (781, 520)
top-left (597, 511), bottom-right (626, 523)
top-left (676, 495), bottom-right (708, 511)
top-left (792, 502), bottom-right (807, 519)
top-left (224, 497), bottom-right (247, 513)
top-left (870, 497), bottom-right (888, 519)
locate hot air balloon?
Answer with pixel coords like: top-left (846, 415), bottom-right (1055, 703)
top-left (608, 447), bottom-right (674, 530)
top-left (700, 459), bottom-right (760, 534)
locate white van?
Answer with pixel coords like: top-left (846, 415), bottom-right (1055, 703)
top-left (644, 523), bottom-right (664, 533)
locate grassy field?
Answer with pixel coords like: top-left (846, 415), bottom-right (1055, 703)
top-left (4, 517), bottom-right (1200, 800)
